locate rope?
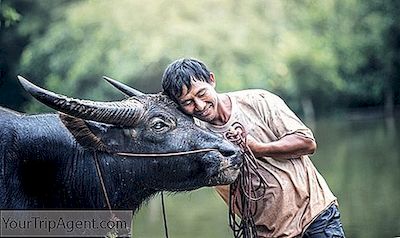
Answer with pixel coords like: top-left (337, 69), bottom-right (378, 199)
top-left (116, 148), bottom-right (218, 157)
top-left (93, 151), bottom-right (127, 237)
top-left (161, 192), bottom-right (170, 238)
top-left (93, 151), bottom-right (113, 211)
top-left (224, 122), bottom-right (268, 238)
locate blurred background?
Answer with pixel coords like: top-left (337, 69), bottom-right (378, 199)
top-left (1, 0), bottom-right (399, 237)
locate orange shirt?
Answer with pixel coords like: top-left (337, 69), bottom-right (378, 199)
top-left (195, 90), bottom-right (337, 238)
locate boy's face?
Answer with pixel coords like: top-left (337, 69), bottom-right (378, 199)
top-left (177, 76), bottom-right (219, 123)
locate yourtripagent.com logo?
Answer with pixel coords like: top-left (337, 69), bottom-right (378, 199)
top-left (0, 210), bottom-right (132, 237)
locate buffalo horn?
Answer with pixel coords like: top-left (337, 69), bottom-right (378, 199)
top-left (103, 76), bottom-right (144, 97)
top-left (17, 75), bottom-right (144, 126)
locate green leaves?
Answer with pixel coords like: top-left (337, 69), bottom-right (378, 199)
top-left (1, 2), bottom-right (21, 27)
top-left (13, 0), bottom-right (399, 116)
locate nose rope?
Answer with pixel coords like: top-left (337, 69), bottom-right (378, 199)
top-left (224, 122), bottom-right (268, 238)
top-left (116, 148), bottom-right (218, 158)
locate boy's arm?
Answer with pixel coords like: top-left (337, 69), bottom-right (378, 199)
top-left (246, 133), bottom-right (316, 159)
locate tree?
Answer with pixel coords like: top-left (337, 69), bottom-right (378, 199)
top-left (7, 0), bottom-right (399, 116)
top-left (0, 0), bottom-right (77, 111)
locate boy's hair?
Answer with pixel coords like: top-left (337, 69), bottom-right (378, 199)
top-left (161, 58), bottom-right (212, 102)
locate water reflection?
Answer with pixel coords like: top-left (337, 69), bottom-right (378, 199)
top-left (133, 116), bottom-right (400, 238)
top-left (313, 116), bottom-right (400, 238)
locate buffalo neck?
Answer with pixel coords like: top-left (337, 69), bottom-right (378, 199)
top-left (1, 113), bottom-right (155, 211)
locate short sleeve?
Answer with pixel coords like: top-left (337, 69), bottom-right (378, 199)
top-left (254, 91), bottom-right (314, 140)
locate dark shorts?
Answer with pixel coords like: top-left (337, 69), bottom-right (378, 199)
top-left (303, 204), bottom-right (346, 238)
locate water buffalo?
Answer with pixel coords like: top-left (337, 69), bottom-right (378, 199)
top-left (0, 76), bottom-right (242, 212)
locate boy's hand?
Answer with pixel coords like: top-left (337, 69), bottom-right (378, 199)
top-left (246, 135), bottom-right (263, 157)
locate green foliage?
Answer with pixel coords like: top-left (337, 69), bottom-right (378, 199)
top-left (330, 0), bottom-right (400, 108)
top-left (0, 1), bottom-right (21, 28)
top-left (20, 0), bottom-right (281, 100)
top-left (3, 0), bottom-right (398, 115)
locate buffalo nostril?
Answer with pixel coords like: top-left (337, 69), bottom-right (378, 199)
top-left (216, 140), bottom-right (241, 157)
top-left (219, 149), bottom-right (237, 157)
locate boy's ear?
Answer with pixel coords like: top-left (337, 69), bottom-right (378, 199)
top-left (209, 72), bottom-right (216, 87)
top-left (59, 113), bottom-right (108, 152)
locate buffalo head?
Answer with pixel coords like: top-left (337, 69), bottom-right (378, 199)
top-left (17, 76), bottom-right (242, 193)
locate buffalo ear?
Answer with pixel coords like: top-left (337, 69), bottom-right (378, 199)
top-left (59, 113), bottom-right (108, 152)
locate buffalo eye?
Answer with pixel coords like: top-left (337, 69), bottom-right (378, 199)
top-left (153, 121), bottom-right (167, 130)
top-left (150, 118), bottom-right (171, 133)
